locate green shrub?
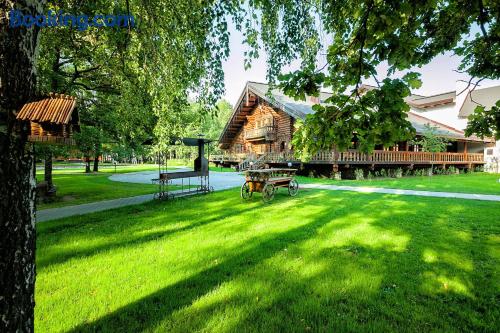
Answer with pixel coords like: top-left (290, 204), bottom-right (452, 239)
top-left (380, 168), bottom-right (387, 178)
top-left (354, 168), bottom-right (364, 180)
top-left (413, 169), bottom-right (424, 176)
top-left (394, 168), bottom-right (403, 178)
top-left (434, 167), bottom-right (444, 175)
top-left (367, 171), bottom-right (374, 180)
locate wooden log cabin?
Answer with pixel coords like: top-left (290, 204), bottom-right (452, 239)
top-left (213, 82), bottom-right (493, 174)
top-left (16, 93), bottom-right (79, 145)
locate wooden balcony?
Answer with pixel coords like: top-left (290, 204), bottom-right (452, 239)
top-left (212, 150), bottom-right (485, 165)
top-left (244, 126), bottom-right (277, 141)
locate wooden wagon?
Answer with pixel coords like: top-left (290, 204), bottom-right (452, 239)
top-left (241, 168), bottom-right (299, 202)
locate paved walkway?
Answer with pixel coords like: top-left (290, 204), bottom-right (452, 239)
top-left (109, 170), bottom-right (245, 191)
top-left (37, 194), bottom-right (155, 222)
top-left (301, 183), bottom-right (500, 202)
top-left (36, 189), bottom-right (202, 223)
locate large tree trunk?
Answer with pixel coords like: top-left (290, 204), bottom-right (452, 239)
top-left (0, 1), bottom-right (44, 332)
top-left (93, 155), bottom-right (99, 172)
top-left (85, 156), bottom-right (91, 173)
top-left (44, 151), bottom-right (54, 189)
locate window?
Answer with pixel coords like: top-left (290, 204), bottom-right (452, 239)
top-left (487, 148), bottom-right (494, 156)
top-left (280, 141), bottom-right (286, 152)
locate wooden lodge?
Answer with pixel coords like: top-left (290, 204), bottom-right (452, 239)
top-left (212, 82), bottom-right (493, 173)
top-left (16, 93), bottom-right (79, 145)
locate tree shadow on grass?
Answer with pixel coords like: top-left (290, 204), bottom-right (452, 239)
top-left (40, 190), bottom-right (499, 332)
top-left (37, 191), bottom-right (263, 269)
top-left (191, 195), bottom-right (499, 332)
top-left (66, 193), bottom-right (352, 332)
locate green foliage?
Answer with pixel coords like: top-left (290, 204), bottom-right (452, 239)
top-left (379, 168), bottom-right (387, 178)
top-left (243, 1), bottom-right (499, 155)
top-left (291, 79), bottom-right (415, 160)
top-left (465, 101), bottom-right (500, 140)
top-left (35, 0), bottom-right (499, 157)
top-left (394, 168), bottom-right (403, 178)
top-left (412, 124), bottom-right (448, 153)
top-left (354, 168), bottom-right (364, 180)
top-left (34, 144), bottom-right (70, 161)
top-left (74, 125), bottom-right (103, 159)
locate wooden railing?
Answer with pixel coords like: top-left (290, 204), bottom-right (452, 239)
top-left (244, 126), bottom-right (277, 141)
top-left (331, 150), bottom-right (484, 164)
top-left (212, 150), bottom-right (484, 164)
top-left (28, 135), bottom-right (75, 145)
top-left (210, 153), bottom-right (248, 162)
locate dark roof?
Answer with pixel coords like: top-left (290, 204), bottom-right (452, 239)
top-left (220, 82), bottom-right (490, 145)
top-left (169, 137), bottom-right (213, 146)
top-left (16, 93), bottom-right (77, 124)
top-left (406, 112), bottom-right (487, 142)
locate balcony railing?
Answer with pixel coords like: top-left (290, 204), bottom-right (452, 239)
top-left (212, 150), bottom-right (485, 165)
top-left (264, 150), bottom-right (485, 164)
top-left (244, 126), bottom-right (277, 141)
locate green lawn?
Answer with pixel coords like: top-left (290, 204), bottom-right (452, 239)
top-left (37, 164), bottom-right (166, 175)
top-left (36, 173), bottom-right (160, 209)
top-left (36, 189), bottom-right (499, 332)
top-left (298, 172), bottom-right (500, 195)
top-left (209, 165), bottom-right (237, 172)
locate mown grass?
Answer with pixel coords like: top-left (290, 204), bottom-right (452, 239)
top-left (298, 172), bottom-right (500, 195)
top-left (37, 164), bottom-right (165, 175)
top-left (36, 188), bottom-right (500, 332)
top-left (36, 173), bottom-right (160, 209)
top-left (209, 165), bottom-right (237, 172)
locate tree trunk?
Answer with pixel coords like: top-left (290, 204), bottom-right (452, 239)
top-left (0, 1), bottom-right (43, 332)
top-left (93, 155), bottom-right (99, 172)
top-left (44, 151), bottom-right (54, 190)
top-left (85, 156), bottom-right (91, 173)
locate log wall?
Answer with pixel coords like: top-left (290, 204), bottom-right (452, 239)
top-left (227, 103), bottom-right (294, 155)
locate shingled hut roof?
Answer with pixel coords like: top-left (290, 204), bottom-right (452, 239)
top-left (16, 93), bottom-right (77, 124)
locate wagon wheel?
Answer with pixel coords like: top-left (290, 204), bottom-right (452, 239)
top-left (288, 179), bottom-right (299, 197)
top-left (241, 181), bottom-right (252, 199)
top-left (262, 183), bottom-right (275, 202)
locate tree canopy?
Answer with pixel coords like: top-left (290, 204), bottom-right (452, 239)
top-left (239, 0), bottom-right (499, 157)
top-left (37, 0), bottom-right (499, 158)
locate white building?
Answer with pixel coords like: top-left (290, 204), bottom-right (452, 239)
top-left (408, 82), bottom-right (500, 173)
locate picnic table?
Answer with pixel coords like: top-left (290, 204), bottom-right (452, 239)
top-left (241, 168), bottom-right (299, 202)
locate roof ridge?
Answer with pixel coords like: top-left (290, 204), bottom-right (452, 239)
top-left (247, 81), bottom-right (333, 95)
top-left (411, 91), bottom-right (455, 101)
